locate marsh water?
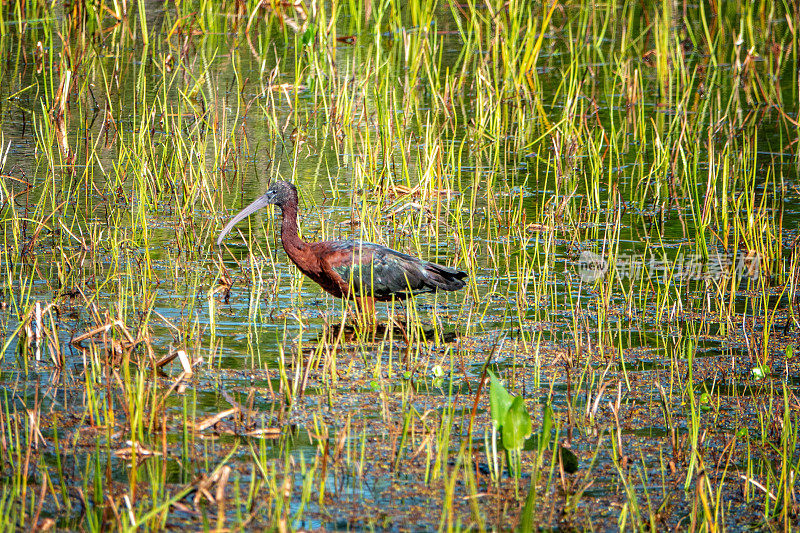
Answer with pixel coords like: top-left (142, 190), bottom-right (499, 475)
top-left (1, 1), bottom-right (799, 530)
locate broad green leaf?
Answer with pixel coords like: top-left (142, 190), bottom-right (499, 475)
top-left (538, 403), bottom-right (554, 454)
top-left (699, 392), bottom-right (711, 411)
top-left (488, 370), bottom-right (514, 430)
top-left (301, 25), bottom-right (316, 46)
top-left (502, 396), bottom-right (532, 451)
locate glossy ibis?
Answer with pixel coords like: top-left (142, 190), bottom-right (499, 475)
top-left (216, 181), bottom-right (467, 311)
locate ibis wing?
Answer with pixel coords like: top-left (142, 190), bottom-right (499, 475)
top-left (325, 241), bottom-right (466, 301)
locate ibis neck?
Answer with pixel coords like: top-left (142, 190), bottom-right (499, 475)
top-left (278, 201), bottom-right (307, 256)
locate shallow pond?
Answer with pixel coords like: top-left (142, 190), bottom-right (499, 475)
top-left (1, 1), bottom-right (799, 530)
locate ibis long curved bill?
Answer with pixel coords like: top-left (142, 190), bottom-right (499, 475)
top-left (216, 190), bottom-right (278, 246)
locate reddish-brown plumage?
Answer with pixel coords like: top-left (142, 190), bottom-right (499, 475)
top-left (285, 242), bottom-right (354, 299)
top-left (217, 181), bottom-right (467, 303)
